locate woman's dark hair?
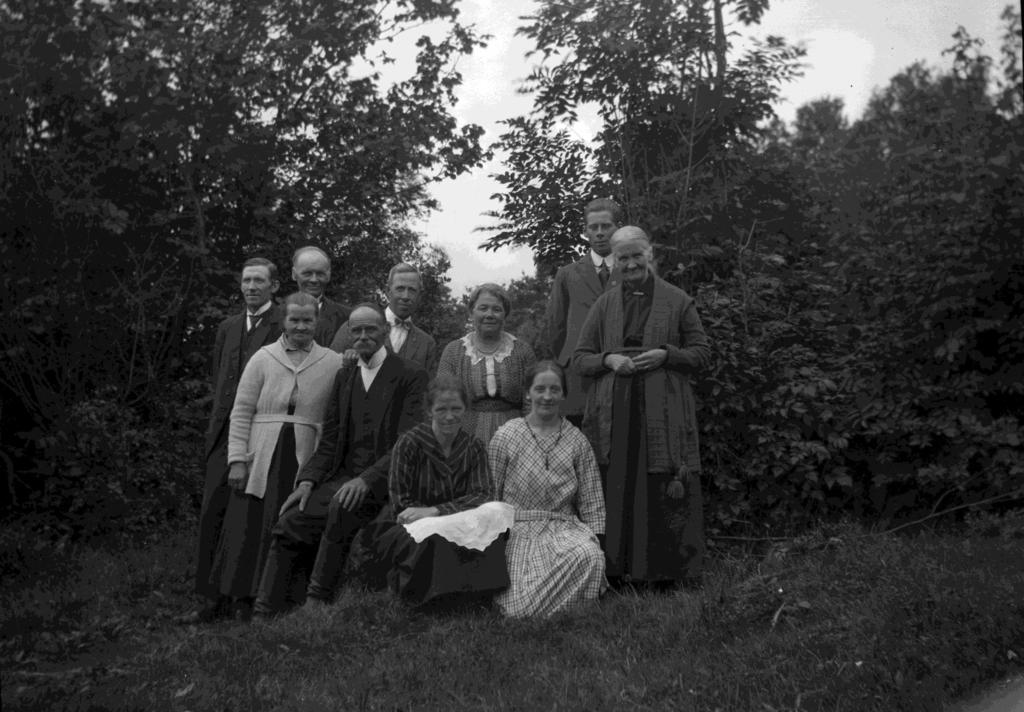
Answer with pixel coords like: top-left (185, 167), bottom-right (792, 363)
top-left (525, 360), bottom-right (568, 397)
top-left (426, 374), bottom-right (469, 412)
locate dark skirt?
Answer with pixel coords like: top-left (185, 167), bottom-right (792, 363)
top-left (605, 374), bottom-right (704, 583)
top-left (209, 424), bottom-right (298, 599)
top-left (359, 519), bottom-right (510, 607)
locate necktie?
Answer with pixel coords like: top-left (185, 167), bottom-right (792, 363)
top-left (598, 263), bottom-right (609, 288)
top-left (247, 313), bottom-right (263, 332)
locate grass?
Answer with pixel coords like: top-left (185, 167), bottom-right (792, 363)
top-left (1, 519), bottom-right (1022, 711)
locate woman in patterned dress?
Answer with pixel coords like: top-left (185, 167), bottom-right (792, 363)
top-left (437, 283), bottom-right (536, 445)
top-left (488, 361), bottom-right (607, 618)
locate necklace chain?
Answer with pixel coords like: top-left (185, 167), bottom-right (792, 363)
top-left (473, 334), bottom-right (501, 355)
top-left (525, 418), bottom-right (564, 469)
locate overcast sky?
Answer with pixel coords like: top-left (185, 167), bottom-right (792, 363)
top-left (406, 0), bottom-right (1011, 294)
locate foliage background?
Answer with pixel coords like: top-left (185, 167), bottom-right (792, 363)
top-left (483, 1), bottom-right (1024, 533)
top-left (0, 0), bottom-right (485, 534)
top-left (1, 0), bottom-right (1021, 538)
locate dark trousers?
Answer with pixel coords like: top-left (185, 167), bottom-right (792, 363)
top-left (255, 480), bottom-right (383, 613)
top-left (194, 435), bottom-right (230, 600)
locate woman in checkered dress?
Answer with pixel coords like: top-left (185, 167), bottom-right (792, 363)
top-left (488, 361), bottom-right (607, 617)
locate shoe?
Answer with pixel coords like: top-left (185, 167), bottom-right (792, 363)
top-left (231, 598), bottom-right (254, 622)
top-left (175, 597), bottom-right (230, 625)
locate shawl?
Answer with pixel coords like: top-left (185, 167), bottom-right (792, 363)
top-left (573, 276), bottom-right (710, 473)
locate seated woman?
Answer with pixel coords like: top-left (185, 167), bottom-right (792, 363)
top-left (365, 375), bottom-right (510, 607)
top-left (488, 361), bottom-right (607, 618)
top-left (437, 283), bottom-right (536, 445)
top-left (207, 292), bottom-right (344, 620)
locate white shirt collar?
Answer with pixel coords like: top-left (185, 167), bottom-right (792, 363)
top-left (590, 250), bottom-right (614, 269)
top-left (247, 300), bottom-right (273, 317)
top-left (384, 306), bottom-right (411, 326)
top-left (359, 345), bottom-right (388, 370)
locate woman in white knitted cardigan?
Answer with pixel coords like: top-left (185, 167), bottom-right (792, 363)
top-left (207, 292), bottom-right (344, 620)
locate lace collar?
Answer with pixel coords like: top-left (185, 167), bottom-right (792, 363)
top-left (461, 331), bottom-right (516, 365)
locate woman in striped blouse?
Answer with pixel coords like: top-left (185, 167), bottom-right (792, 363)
top-left (363, 374), bottom-right (508, 607)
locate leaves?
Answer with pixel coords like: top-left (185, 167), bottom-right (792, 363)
top-left (0, 0), bottom-right (484, 522)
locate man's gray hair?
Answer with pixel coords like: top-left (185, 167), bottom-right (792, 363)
top-left (387, 262), bottom-right (422, 288)
top-left (292, 245), bottom-right (331, 266)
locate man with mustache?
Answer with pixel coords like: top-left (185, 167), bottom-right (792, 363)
top-left (254, 304), bottom-right (427, 614)
top-left (573, 226), bottom-right (711, 589)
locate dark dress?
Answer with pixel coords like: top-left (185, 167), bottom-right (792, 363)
top-left (573, 273), bottom-right (711, 584)
top-left (362, 423), bottom-right (509, 606)
top-left (206, 339), bottom-right (343, 601)
top-left (210, 420), bottom-right (298, 598)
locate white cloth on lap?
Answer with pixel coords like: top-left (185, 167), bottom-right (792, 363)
top-left (404, 501), bottom-right (514, 551)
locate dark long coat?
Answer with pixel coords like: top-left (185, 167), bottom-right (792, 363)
top-left (545, 256), bottom-right (621, 416)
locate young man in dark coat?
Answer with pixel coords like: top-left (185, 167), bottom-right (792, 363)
top-left (184, 257), bottom-right (282, 623)
top-left (544, 198), bottom-right (623, 425)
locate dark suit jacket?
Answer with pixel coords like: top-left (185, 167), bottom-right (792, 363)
top-left (297, 352), bottom-right (427, 499)
top-left (205, 305), bottom-right (283, 458)
top-left (544, 256), bottom-right (621, 414)
top-left (329, 320), bottom-right (438, 375)
top-left (314, 298), bottom-right (350, 347)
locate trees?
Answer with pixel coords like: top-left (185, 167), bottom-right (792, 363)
top-left (805, 18), bottom-right (1024, 519)
top-left (482, 1), bottom-right (1023, 530)
top-left (0, 0), bottom-right (485, 528)
top-left (481, 0), bottom-right (804, 274)
top-left (710, 12), bottom-right (1024, 529)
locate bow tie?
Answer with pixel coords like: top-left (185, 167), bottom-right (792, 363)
top-left (392, 317), bottom-right (412, 329)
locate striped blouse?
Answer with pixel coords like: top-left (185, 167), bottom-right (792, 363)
top-left (388, 423), bottom-right (491, 517)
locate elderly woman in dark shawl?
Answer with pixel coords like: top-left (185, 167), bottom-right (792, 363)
top-left (573, 226), bottom-right (711, 587)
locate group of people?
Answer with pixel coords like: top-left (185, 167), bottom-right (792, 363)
top-left (185, 197), bottom-right (710, 624)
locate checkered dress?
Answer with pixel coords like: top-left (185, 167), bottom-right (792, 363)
top-left (488, 418), bottom-right (607, 617)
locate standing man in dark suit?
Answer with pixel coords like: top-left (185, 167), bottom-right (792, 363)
top-left (545, 198), bottom-right (622, 425)
top-left (292, 245), bottom-right (349, 346)
top-left (329, 262), bottom-right (438, 374)
top-left (255, 304), bottom-right (427, 614)
top-left (185, 257), bottom-right (282, 623)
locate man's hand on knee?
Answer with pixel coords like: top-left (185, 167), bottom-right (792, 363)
top-left (279, 481), bottom-right (314, 516)
top-left (333, 477), bottom-right (369, 511)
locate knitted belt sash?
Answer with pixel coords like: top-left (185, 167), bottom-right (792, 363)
top-left (252, 413), bottom-right (321, 431)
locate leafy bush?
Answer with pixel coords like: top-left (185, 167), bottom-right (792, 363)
top-left (9, 379), bottom-right (206, 536)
